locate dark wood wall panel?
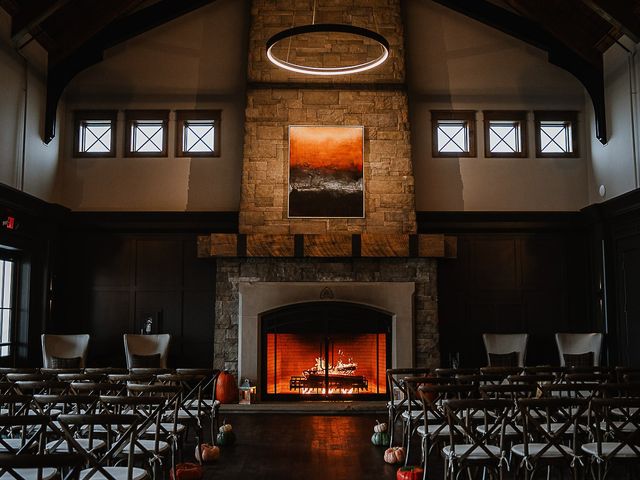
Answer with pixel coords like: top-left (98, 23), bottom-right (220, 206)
top-left (88, 290), bottom-right (130, 366)
top-left (55, 232), bottom-right (217, 368)
top-left (423, 212), bottom-right (590, 369)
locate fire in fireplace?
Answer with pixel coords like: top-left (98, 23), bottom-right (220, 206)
top-left (261, 301), bottom-right (391, 400)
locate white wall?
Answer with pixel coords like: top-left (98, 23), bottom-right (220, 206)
top-left (587, 38), bottom-right (640, 204)
top-left (406, 1), bottom-right (589, 211)
top-left (57, 0), bottom-right (249, 211)
top-left (0, 10), bottom-right (62, 202)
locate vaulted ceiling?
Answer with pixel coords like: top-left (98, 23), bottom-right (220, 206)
top-left (0, 0), bottom-right (638, 144)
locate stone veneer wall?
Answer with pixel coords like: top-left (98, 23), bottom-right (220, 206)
top-left (239, 0), bottom-right (416, 235)
top-left (214, 258), bottom-right (439, 376)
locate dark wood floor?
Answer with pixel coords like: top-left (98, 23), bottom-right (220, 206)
top-left (200, 414), bottom-right (408, 480)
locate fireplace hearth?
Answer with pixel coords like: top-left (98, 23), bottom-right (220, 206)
top-left (261, 301), bottom-right (391, 401)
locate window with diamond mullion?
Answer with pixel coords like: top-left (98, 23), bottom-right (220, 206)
top-left (74, 111), bottom-right (117, 157)
top-left (176, 110), bottom-right (221, 157)
top-left (483, 111), bottom-right (528, 158)
top-left (125, 110), bottom-right (169, 157)
top-left (535, 111), bottom-right (578, 158)
top-left (431, 110), bottom-right (476, 158)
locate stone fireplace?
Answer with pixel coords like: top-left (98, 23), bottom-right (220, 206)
top-left (213, 258), bottom-right (439, 400)
top-left (198, 0), bottom-right (450, 400)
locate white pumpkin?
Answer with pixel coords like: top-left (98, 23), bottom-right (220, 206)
top-left (374, 421), bottom-right (387, 433)
top-left (384, 446), bottom-right (405, 464)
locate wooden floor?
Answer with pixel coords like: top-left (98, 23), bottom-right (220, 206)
top-left (201, 413), bottom-right (412, 480)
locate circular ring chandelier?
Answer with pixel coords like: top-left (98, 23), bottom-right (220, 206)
top-left (266, 23), bottom-right (390, 76)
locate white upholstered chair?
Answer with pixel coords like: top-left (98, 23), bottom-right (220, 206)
top-left (482, 333), bottom-right (529, 367)
top-left (123, 334), bottom-right (171, 369)
top-left (555, 333), bottom-right (603, 367)
top-left (41, 334), bottom-right (90, 368)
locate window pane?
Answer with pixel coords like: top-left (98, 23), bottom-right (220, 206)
top-left (489, 121), bottom-right (522, 153)
top-left (0, 259), bottom-right (14, 357)
top-left (540, 121), bottom-right (572, 154)
top-left (132, 121), bottom-right (164, 153)
top-left (436, 121), bottom-right (468, 153)
top-left (184, 121), bottom-right (216, 153)
top-left (2, 261), bottom-right (12, 308)
top-left (79, 120), bottom-right (112, 153)
top-left (1, 309), bottom-right (9, 356)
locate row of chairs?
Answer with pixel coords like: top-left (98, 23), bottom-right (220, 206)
top-left (482, 333), bottom-right (603, 367)
top-left (42, 334), bottom-right (171, 370)
top-left (0, 368), bottom-right (221, 480)
top-left (387, 367), bottom-right (640, 480)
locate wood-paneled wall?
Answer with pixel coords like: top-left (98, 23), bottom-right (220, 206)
top-left (53, 213), bottom-right (237, 367)
top-left (419, 212), bottom-right (591, 367)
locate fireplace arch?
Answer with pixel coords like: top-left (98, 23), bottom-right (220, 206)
top-left (261, 301), bottom-right (391, 400)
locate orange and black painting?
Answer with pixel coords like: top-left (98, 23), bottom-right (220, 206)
top-left (288, 125), bottom-right (364, 218)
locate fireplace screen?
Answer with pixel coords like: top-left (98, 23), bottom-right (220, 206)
top-left (261, 302), bottom-right (391, 400)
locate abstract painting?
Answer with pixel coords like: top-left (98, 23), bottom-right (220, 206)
top-left (288, 125), bottom-right (364, 218)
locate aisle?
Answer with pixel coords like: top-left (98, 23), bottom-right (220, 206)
top-left (200, 414), bottom-right (405, 479)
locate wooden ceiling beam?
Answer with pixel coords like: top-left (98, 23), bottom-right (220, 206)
top-left (44, 0), bottom-right (218, 144)
top-left (580, 0), bottom-right (640, 44)
top-left (46, 0), bottom-right (150, 66)
top-left (10, 0), bottom-right (72, 46)
top-left (432, 0), bottom-right (608, 145)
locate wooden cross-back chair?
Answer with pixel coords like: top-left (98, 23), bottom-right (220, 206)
top-left (512, 397), bottom-right (589, 480)
top-left (0, 452), bottom-right (85, 480)
top-left (56, 413), bottom-right (149, 480)
top-left (416, 383), bottom-right (476, 472)
top-left (157, 371), bottom-right (218, 438)
top-left (99, 395), bottom-right (171, 480)
top-left (442, 398), bottom-right (514, 480)
top-left (126, 384), bottom-right (187, 465)
top-left (385, 368), bottom-right (430, 447)
top-left (402, 376), bottom-right (454, 464)
top-left (581, 397), bottom-right (640, 480)
top-left (0, 414), bottom-right (49, 456)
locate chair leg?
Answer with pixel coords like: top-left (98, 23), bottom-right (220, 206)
top-left (388, 408), bottom-right (395, 447)
top-left (404, 422), bottom-right (412, 467)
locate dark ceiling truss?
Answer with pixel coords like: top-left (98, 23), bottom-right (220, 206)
top-left (44, 0), bottom-right (218, 143)
top-left (580, 0), bottom-right (640, 44)
top-left (432, 0), bottom-right (610, 145)
top-left (1, 0), bottom-right (636, 145)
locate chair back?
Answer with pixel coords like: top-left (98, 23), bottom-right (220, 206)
top-left (482, 333), bottom-right (528, 367)
top-left (41, 334), bottom-right (90, 368)
top-left (443, 399), bottom-right (513, 466)
top-left (517, 397), bottom-right (588, 464)
top-left (123, 334), bottom-right (171, 369)
top-left (589, 398), bottom-right (640, 460)
top-left (555, 333), bottom-right (603, 367)
top-left (0, 453), bottom-right (85, 479)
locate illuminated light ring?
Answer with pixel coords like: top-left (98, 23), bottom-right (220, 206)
top-left (266, 24), bottom-right (390, 76)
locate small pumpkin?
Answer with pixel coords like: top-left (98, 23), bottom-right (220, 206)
top-left (194, 443), bottom-right (220, 463)
top-left (374, 420), bottom-right (388, 433)
top-left (216, 421), bottom-right (236, 446)
top-left (384, 447), bottom-right (405, 464)
top-left (215, 370), bottom-right (239, 404)
top-left (396, 466), bottom-right (424, 480)
top-left (371, 430), bottom-right (390, 446)
top-left (219, 423), bottom-right (233, 433)
top-left (170, 463), bottom-right (203, 480)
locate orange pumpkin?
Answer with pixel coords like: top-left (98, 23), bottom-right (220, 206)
top-left (170, 463), bottom-right (202, 480)
top-left (397, 466), bottom-right (424, 480)
top-left (215, 371), bottom-right (239, 404)
top-left (195, 443), bottom-right (220, 463)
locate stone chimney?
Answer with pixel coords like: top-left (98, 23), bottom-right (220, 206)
top-left (239, 0), bottom-right (416, 235)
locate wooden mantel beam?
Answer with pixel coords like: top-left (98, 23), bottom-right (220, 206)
top-left (197, 233), bottom-right (457, 259)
